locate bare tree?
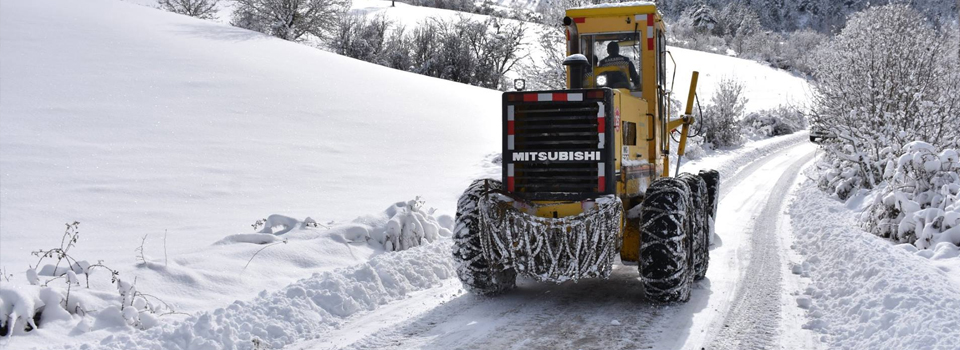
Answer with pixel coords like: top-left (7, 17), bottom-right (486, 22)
top-left (157, 0), bottom-right (219, 19)
top-left (231, 0), bottom-right (351, 41)
top-left (465, 17), bottom-right (527, 89)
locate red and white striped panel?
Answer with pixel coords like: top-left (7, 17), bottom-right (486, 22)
top-left (634, 14), bottom-right (655, 50)
top-left (522, 92), bottom-right (584, 102)
top-left (597, 102), bottom-right (606, 149)
top-left (598, 162), bottom-right (605, 191)
top-left (507, 105), bottom-right (515, 150)
top-left (647, 14), bottom-right (654, 50)
top-left (507, 163), bottom-right (515, 191)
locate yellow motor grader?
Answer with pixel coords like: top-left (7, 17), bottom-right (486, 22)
top-left (453, 2), bottom-right (719, 302)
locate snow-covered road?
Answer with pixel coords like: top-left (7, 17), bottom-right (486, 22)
top-left (287, 141), bottom-right (819, 350)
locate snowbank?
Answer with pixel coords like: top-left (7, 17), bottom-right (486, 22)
top-left (788, 179), bottom-right (960, 350)
top-left (0, 197), bottom-right (453, 348)
top-left (89, 241), bottom-right (456, 350)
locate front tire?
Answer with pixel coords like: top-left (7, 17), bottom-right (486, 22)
top-left (452, 179), bottom-right (517, 295)
top-left (640, 177), bottom-right (692, 302)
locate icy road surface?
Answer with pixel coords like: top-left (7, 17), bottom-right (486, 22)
top-left (288, 142), bottom-right (819, 350)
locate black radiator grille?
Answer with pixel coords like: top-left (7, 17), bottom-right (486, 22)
top-left (512, 104), bottom-right (600, 150)
top-left (503, 89), bottom-right (613, 201)
top-left (513, 162), bottom-right (598, 193)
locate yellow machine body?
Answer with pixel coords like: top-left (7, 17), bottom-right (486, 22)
top-left (510, 4), bottom-right (698, 262)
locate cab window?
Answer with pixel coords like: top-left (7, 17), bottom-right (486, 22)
top-left (579, 33), bottom-right (641, 91)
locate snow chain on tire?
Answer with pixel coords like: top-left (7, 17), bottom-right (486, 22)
top-left (639, 177), bottom-right (692, 302)
top-left (478, 195), bottom-right (622, 282)
top-left (679, 173), bottom-right (709, 281)
top-left (699, 169), bottom-right (720, 246)
top-left (452, 179), bottom-right (517, 295)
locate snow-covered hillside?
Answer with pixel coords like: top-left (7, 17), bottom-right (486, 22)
top-left (0, 0), bottom-right (503, 270)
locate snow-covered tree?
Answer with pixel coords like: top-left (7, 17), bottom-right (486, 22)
top-left (157, 0), bottom-right (219, 19)
top-left (408, 19), bottom-right (442, 77)
top-left (231, 0), bottom-right (351, 42)
top-left (780, 29), bottom-right (828, 73)
top-left (700, 77), bottom-right (748, 148)
top-left (328, 14), bottom-right (392, 62)
top-left (379, 25), bottom-right (412, 70)
top-left (517, 25), bottom-right (567, 90)
top-left (468, 18), bottom-right (528, 90)
top-left (327, 14), bottom-right (526, 90)
top-left (812, 4), bottom-right (960, 199)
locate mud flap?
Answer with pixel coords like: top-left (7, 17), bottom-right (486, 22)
top-left (477, 194), bottom-right (623, 283)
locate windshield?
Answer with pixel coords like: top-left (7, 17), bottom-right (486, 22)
top-left (580, 33), bottom-right (641, 71)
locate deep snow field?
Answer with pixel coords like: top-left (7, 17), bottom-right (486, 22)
top-left (1, 0), bottom-right (956, 349)
top-left (0, 0), bottom-right (505, 271)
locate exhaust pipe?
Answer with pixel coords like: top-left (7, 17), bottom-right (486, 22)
top-left (563, 16), bottom-right (584, 89)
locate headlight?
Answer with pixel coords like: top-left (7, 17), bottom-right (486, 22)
top-left (514, 79), bottom-right (526, 91)
top-left (596, 75), bottom-right (607, 86)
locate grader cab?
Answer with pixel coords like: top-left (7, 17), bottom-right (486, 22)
top-left (453, 2), bottom-right (719, 302)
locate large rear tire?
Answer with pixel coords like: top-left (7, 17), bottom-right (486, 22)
top-left (452, 179), bottom-right (517, 295)
top-left (679, 173), bottom-right (709, 281)
top-left (639, 177), bottom-right (693, 302)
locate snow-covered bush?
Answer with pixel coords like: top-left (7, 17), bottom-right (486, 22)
top-left (699, 77), bottom-right (747, 149)
top-left (2, 223), bottom-right (170, 336)
top-left (157, 0), bottom-right (219, 20)
top-left (862, 142), bottom-right (960, 248)
top-left (741, 104), bottom-right (807, 138)
top-left (231, 0), bottom-right (351, 41)
top-left (339, 198), bottom-right (452, 251)
top-left (811, 4), bottom-right (960, 200)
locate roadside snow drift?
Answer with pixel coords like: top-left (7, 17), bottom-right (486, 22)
top-left (93, 241), bottom-right (456, 350)
top-left (788, 180), bottom-right (960, 350)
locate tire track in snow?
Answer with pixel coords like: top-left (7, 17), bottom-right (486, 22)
top-left (707, 147), bottom-right (815, 349)
top-left (341, 265), bottom-right (664, 350)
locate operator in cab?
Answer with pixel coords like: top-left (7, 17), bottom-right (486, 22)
top-left (599, 41), bottom-right (641, 90)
